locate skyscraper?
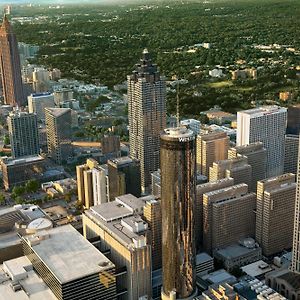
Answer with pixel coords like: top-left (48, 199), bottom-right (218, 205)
top-left (28, 92), bottom-right (55, 121)
top-left (7, 111), bottom-right (39, 158)
top-left (128, 49), bottom-right (166, 192)
top-left (284, 134), bottom-right (299, 176)
top-left (203, 183), bottom-right (256, 254)
top-left (291, 148), bottom-right (300, 273)
top-left (209, 156), bottom-right (252, 188)
top-left (237, 106), bottom-right (287, 177)
top-left (45, 107), bottom-right (72, 164)
top-left (0, 15), bottom-right (24, 106)
top-left (228, 142), bottom-right (267, 191)
top-left (160, 127), bottom-right (197, 300)
top-left (195, 178), bottom-right (234, 251)
top-left (143, 196), bottom-right (162, 271)
top-left (196, 132), bottom-right (229, 176)
top-left (107, 156), bottom-right (141, 201)
top-left (287, 104), bottom-right (300, 135)
top-left (256, 173), bottom-right (296, 256)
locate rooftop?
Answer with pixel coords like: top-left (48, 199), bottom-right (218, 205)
top-left (45, 107), bottom-right (71, 117)
top-left (1, 155), bottom-right (44, 166)
top-left (85, 195), bottom-right (148, 249)
top-left (238, 105), bottom-right (287, 117)
top-left (215, 242), bottom-right (260, 260)
top-left (0, 256), bottom-right (56, 300)
top-left (277, 271), bottom-right (300, 290)
top-left (201, 269), bottom-right (237, 285)
top-left (30, 92), bottom-right (53, 98)
top-left (22, 224), bottom-right (114, 284)
top-left (108, 156), bottom-right (135, 167)
top-left (241, 260), bottom-right (273, 277)
top-left (162, 126), bottom-right (195, 140)
top-left (0, 204), bottom-right (47, 248)
top-left (90, 194), bottom-right (146, 222)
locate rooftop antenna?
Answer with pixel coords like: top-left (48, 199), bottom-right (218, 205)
top-left (176, 79), bottom-right (180, 127)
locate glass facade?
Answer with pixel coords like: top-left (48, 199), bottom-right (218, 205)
top-left (160, 128), bottom-right (196, 299)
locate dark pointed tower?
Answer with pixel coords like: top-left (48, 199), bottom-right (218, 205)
top-left (127, 49), bottom-right (166, 193)
top-left (0, 15), bottom-right (24, 106)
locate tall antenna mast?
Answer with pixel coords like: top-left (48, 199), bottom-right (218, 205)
top-left (176, 80), bottom-right (180, 127)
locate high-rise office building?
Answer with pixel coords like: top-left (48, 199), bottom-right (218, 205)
top-left (92, 165), bottom-right (108, 206)
top-left (203, 183), bottom-right (256, 254)
top-left (143, 196), bottom-right (162, 271)
top-left (28, 92), bottom-right (55, 121)
top-left (101, 135), bottom-right (121, 158)
top-left (160, 127), bottom-right (197, 300)
top-left (32, 67), bottom-right (50, 93)
top-left (287, 104), bottom-right (300, 135)
top-left (228, 142), bottom-right (267, 191)
top-left (151, 169), bottom-right (161, 197)
top-left (128, 49), bottom-right (166, 192)
top-left (237, 106), bottom-right (287, 177)
top-left (256, 173), bottom-right (296, 256)
top-left (196, 132), bottom-right (229, 176)
top-left (0, 15), bottom-right (24, 106)
top-left (195, 178), bottom-right (234, 251)
top-left (209, 156), bottom-right (252, 188)
top-left (45, 107), bottom-right (72, 164)
top-left (284, 134), bottom-right (299, 176)
top-left (292, 140), bottom-right (300, 274)
top-left (76, 158), bottom-right (107, 208)
top-left (7, 111), bottom-right (39, 158)
top-left (107, 156), bottom-right (141, 201)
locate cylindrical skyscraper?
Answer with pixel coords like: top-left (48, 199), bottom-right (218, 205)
top-left (160, 127), bottom-right (197, 300)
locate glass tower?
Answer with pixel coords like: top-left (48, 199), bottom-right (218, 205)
top-left (160, 127), bottom-right (197, 299)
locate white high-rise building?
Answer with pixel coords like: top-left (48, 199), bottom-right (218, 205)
top-left (237, 106), bottom-right (287, 177)
top-left (28, 92), bottom-right (55, 121)
top-left (127, 49), bottom-right (166, 192)
top-left (92, 167), bottom-right (108, 206)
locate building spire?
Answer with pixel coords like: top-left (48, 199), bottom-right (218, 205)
top-left (176, 82), bottom-right (180, 127)
top-left (1, 14), bottom-right (12, 33)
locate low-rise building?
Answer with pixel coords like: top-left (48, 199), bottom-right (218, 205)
top-left (1, 155), bottom-right (65, 190)
top-left (214, 238), bottom-right (262, 271)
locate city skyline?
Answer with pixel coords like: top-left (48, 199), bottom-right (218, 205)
top-left (0, 2), bottom-right (300, 300)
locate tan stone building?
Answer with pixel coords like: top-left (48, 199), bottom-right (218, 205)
top-left (143, 196), bottom-right (162, 271)
top-left (228, 142), bottom-right (267, 191)
top-left (195, 178), bottom-right (234, 251)
top-left (76, 158), bottom-right (101, 209)
top-left (256, 173), bottom-right (296, 256)
top-left (209, 156), bottom-right (252, 188)
top-left (203, 183), bottom-right (256, 254)
top-left (196, 132), bottom-right (229, 176)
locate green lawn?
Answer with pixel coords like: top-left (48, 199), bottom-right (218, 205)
top-left (205, 81), bottom-right (234, 88)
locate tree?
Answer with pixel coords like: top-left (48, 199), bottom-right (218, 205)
top-left (64, 192), bottom-right (72, 202)
top-left (25, 179), bottom-right (40, 193)
top-left (3, 134), bottom-right (10, 145)
top-left (15, 196), bottom-right (25, 205)
top-left (198, 114), bottom-right (209, 124)
top-left (0, 193), bottom-right (5, 205)
top-left (12, 186), bottom-right (25, 198)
